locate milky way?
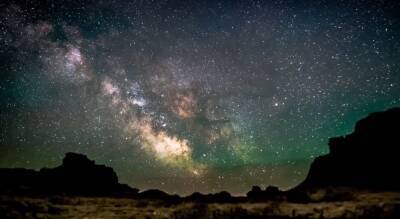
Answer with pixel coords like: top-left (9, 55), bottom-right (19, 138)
top-left (1, 0), bottom-right (400, 195)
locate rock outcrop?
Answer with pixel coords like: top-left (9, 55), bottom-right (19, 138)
top-left (0, 152), bottom-right (138, 195)
top-left (296, 107), bottom-right (400, 190)
top-left (246, 186), bottom-right (283, 201)
top-left (184, 191), bottom-right (238, 203)
top-left (40, 152), bottom-right (120, 193)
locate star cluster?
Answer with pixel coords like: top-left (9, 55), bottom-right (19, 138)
top-left (1, 0), bottom-right (399, 195)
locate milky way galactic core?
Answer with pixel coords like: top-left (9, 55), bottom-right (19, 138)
top-left (0, 0), bottom-right (399, 195)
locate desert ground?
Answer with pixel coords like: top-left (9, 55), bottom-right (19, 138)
top-left (1, 190), bottom-right (400, 219)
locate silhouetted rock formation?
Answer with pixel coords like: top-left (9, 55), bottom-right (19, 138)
top-left (209, 191), bottom-right (233, 202)
top-left (138, 189), bottom-right (180, 202)
top-left (0, 168), bottom-right (40, 192)
top-left (246, 186), bottom-right (284, 201)
top-left (184, 191), bottom-right (241, 203)
top-left (0, 152), bottom-right (138, 196)
top-left (40, 152), bottom-right (119, 193)
top-left (296, 107), bottom-right (400, 190)
top-left (246, 186), bottom-right (262, 199)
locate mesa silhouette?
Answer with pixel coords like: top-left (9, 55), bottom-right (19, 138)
top-left (295, 107), bottom-right (400, 191)
top-left (1, 107), bottom-right (400, 200)
top-left (0, 152), bottom-right (137, 196)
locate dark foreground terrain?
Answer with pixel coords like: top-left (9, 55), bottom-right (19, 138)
top-left (1, 108), bottom-right (400, 218)
top-left (1, 190), bottom-right (400, 219)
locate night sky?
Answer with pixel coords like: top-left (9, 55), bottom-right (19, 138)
top-left (1, 0), bottom-right (399, 195)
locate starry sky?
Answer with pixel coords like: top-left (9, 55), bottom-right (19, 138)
top-left (1, 0), bottom-right (399, 195)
